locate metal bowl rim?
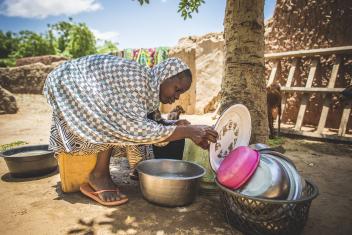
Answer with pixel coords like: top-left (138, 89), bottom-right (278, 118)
top-left (259, 150), bottom-right (296, 168)
top-left (0, 144), bottom-right (54, 162)
top-left (0, 144), bottom-right (52, 155)
top-left (216, 178), bottom-right (319, 204)
top-left (249, 143), bottom-right (271, 151)
top-left (137, 159), bottom-right (206, 180)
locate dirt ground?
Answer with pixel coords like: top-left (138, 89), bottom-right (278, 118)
top-left (0, 94), bottom-right (351, 235)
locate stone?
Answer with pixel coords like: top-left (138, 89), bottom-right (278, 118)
top-left (0, 85), bottom-right (18, 114)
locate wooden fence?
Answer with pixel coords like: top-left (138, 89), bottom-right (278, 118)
top-left (265, 46), bottom-right (352, 142)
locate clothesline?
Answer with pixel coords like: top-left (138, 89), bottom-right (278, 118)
top-left (111, 47), bottom-right (169, 68)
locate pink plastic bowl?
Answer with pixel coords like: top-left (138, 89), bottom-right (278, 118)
top-left (216, 146), bottom-right (260, 189)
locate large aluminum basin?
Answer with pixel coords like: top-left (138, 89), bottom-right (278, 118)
top-left (136, 159), bottom-right (206, 207)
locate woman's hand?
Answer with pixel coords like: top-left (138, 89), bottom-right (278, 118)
top-left (163, 124), bottom-right (218, 150)
top-left (175, 119), bottom-right (190, 126)
top-left (189, 125), bottom-right (218, 149)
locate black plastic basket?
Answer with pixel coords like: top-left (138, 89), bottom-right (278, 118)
top-left (216, 179), bottom-right (319, 235)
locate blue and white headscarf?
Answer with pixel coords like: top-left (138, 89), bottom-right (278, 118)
top-left (43, 55), bottom-right (189, 153)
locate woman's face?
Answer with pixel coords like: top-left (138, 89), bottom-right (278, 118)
top-left (159, 72), bottom-right (192, 104)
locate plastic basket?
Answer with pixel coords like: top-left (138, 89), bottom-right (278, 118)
top-left (216, 179), bottom-right (319, 235)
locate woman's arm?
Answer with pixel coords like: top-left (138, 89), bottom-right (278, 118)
top-left (147, 110), bottom-right (189, 126)
top-left (164, 125), bottom-right (218, 149)
top-left (163, 125), bottom-right (192, 141)
top-left (147, 110), bottom-right (218, 149)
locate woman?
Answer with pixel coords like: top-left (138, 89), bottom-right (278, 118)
top-left (43, 55), bottom-right (218, 206)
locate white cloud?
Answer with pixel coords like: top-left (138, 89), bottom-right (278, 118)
top-left (92, 29), bottom-right (119, 44)
top-left (0, 0), bottom-right (102, 19)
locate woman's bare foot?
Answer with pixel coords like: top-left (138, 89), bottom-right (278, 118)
top-left (88, 172), bottom-right (127, 202)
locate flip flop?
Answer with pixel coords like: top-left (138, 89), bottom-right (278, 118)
top-left (80, 183), bottom-right (128, 206)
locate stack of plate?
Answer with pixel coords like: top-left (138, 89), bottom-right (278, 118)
top-left (237, 151), bottom-right (305, 200)
top-left (249, 144), bottom-right (306, 200)
top-left (210, 104), bottom-right (305, 200)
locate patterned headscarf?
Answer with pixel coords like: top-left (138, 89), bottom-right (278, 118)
top-left (147, 57), bottom-right (190, 111)
top-left (43, 55), bottom-right (190, 153)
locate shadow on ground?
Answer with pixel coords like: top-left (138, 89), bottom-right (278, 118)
top-left (1, 168), bottom-right (59, 182)
top-left (51, 182), bottom-right (93, 205)
top-left (67, 191), bottom-right (235, 235)
top-left (297, 140), bottom-right (352, 156)
top-left (65, 157), bottom-right (235, 235)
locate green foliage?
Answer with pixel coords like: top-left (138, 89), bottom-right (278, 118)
top-left (267, 137), bottom-right (286, 147)
top-left (178, 0), bottom-right (205, 20)
top-left (136, 0), bottom-right (204, 20)
top-left (0, 18), bottom-right (101, 65)
top-left (14, 30), bottom-right (56, 58)
top-left (49, 20), bottom-right (97, 58)
top-left (0, 31), bottom-right (19, 58)
top-left (49, 19), bottom-right (74, 53)
top-left (97, 40), bottom-right (118, 54)
top-left (0, 58), bottom-right (16, 67)
top-left (46, 30), bottom-right (57, 55)
top-left (66, 23), bottom-right (97, 58)
top-left (0, 141), bottom-right (28, 152)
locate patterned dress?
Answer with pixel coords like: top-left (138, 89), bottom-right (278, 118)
top-left (43, 55), bottom-right (189, 164)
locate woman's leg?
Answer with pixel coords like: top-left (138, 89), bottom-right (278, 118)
top-left (88, 148), bottom-right (127, 202)
top-left (127, 145), bottom-right (154, 180)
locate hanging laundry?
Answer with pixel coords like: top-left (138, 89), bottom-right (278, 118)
top-left (123, 48), bottom-right (134, 61)
top-left (155, 47), bottom-right (169, 65)
top-left (122, 47), bottom-right (169, 68)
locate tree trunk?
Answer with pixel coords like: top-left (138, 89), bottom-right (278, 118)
top-left (220, 0), bottom-right (268, 143)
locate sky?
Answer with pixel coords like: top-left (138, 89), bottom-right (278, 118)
top-left (0, 0), bottom-right (276, 49)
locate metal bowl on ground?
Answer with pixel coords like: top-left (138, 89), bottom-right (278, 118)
top-left (136, 159), bottom-right (206, 207)
top-left (0, 145), bottom-right (57, 178)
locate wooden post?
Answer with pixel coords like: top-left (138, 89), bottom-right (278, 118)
top-left (338, 104), bottom-right (351, 136)
top-left (281, 58), bottom-right (299, 120)
top-left (338, 77), bottom-right (352, 136)
top-left (316, 56), bottom-right (341, 134)
top-left (267, 60), bottom-right (281, 87)
top-left (294, 58), bottom-right (319, 131)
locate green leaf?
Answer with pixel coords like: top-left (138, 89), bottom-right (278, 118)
top-left (0, 141), bottom-right (28, 151)
top-left (176, 0), bottom-right (205, 20)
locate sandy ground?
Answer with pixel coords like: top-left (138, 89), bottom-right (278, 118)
top-left (0, 94), bottom-right (351, 235)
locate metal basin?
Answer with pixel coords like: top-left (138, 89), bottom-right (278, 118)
top-left (264, 152), bottom-right (305, 200)
top-left (136, 159), bottom-right (206, 207)
top-left (0, 145), bottom-right (57, 178)
top-left (236, 154), bottom-right (290, 199)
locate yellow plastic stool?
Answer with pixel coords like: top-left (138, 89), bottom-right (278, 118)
top-left (57, 152), bottom-right (97, 193)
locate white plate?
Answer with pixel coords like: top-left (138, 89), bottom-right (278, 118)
top-left (209, 104), bottom-right (251, 172)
